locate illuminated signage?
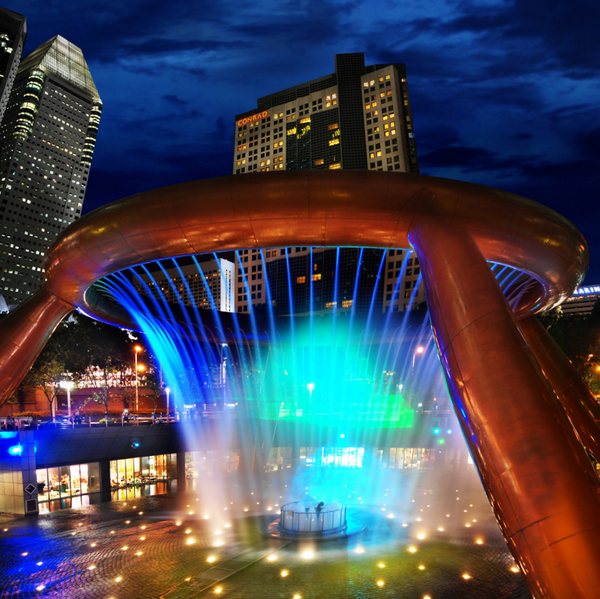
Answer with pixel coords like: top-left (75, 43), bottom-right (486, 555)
top-left (237, 111), bottom-right (268, 126)
top-left (572, 286), bottom-right (600, 296)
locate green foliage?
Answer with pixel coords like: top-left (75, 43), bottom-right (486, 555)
top-left (16, 312), bottom-right (142, 411)
top-left (21, 356), bottom-right (65, 411)
top-left (539, 299), bottom-right (600, 394)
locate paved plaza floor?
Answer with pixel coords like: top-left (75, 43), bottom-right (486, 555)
top-left (0, 468), bottom-right (531, 598)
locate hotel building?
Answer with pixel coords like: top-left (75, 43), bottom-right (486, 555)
top-left (232, 52), bottom-right (425, 315)
top-left (0, 35), bottom-right (101, 306)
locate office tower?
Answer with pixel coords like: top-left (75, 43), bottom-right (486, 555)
top-left (0, 7), bottom-right (26, 125)
top-left (232, 52), bottom-right (424, 315)
top-left (0, 35), bottom-right (102, 306)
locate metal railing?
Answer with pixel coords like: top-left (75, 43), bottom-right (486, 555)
top-left (279, 501), bottom-right (347, 534)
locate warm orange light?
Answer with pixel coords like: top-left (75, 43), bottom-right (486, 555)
top-left (137, 364), bottom-right (146, 372)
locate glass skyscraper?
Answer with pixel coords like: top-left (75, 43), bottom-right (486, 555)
top-left (0, 7), bottom-right (26, 125)
top-left (0, 35), bottom-right (102, 307)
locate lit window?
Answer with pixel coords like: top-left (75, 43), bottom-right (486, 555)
top-left (328, 139), bottom-right (339, 146)
top-left (312, 273), bottom-right (322, 281)
top-left (296, 276), bottom-right (306, 284)
top-left (342, 299), bottom-right (353, 308)
top-left (329, 163), bottom-right (341, 169)
top-left (328, 123), bottom-right (339, 130)
top-left (365, 104), bottom-right (371, 110)
top-left (314, 158), bottom-right (324, 166)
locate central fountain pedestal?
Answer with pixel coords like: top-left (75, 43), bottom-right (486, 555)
top-left (279, 500), bottom-right (347, 538)
top-left (265, 498), bottom-right (366, 541)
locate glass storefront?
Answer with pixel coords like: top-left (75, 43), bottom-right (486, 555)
top-left (110, 454), bottom-right (177, 487)
top-left (297, 446), bottom-right (436, 470)
top-left (109, 454), bottom-right (178, 501)
top-left (389, 447), bottom-right (435, 469)
top-left (185, 450), bottom-right (239, 481)
top-left (266, 447), bottom-right (292, 471)
top-left (36, 462), bottom-right (101, 513)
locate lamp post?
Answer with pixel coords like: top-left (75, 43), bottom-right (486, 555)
top-left (60, 381), bottom-right (74, 419)
top-left (220, 343), bottom-right (228, 408)
top-left (412, 345), bottom-right (424, 372)
top-left (165, 387), bottom-right (170, 423)
top-left (307, 382), bottom-right (315, 414)
top-left (134, 345), bottom-right (142, 411)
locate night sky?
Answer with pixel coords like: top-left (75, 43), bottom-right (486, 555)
top-left (10, 0), bottom-right (600, 282)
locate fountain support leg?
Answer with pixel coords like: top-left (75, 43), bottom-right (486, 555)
top-left (408, 215), bottom-right (600, 599)
top-left (0, 287), bottom-right (72, 401)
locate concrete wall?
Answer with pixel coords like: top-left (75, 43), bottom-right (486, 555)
top-left (0, 431), bottom-right (38, 515)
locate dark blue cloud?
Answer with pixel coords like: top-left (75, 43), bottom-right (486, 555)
top-left (10, 0), bottom-right (600, 282)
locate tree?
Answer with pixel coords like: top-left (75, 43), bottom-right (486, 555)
top-left (21, 357), bottom-right (65, 421)
top-left (538, 300), bottom-right (600, 394)
top-left (14, 312), bottom-right (139, 414)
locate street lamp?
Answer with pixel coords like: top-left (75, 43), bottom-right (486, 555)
top-left (134, 345), bottom-right (142, 411)
top-left (220, 343), bottom-right (228, 408)
top-left (307, 382), bottom-right (315, 413)
top-left (60, 380), bottom-right (74, 419)
top-left (412, 345), bottom-right (425, 372)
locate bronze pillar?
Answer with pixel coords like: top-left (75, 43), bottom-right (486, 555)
top-left (409, 215), bottom-right (600, 599)
top-left (0, 287), bottom-right (72, 399)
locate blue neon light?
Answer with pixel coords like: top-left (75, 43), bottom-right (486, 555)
top-left (572, 286), bottom-right (600, 296)
top-left (8, 444), bottom-right (22, 456)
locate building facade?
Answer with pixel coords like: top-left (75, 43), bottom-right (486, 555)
top-left (135, 257), bottom-right (235, 313)
top-left (0, 7), bottom-right (26, 125)
top-left (561, 285), bottom-right (600, 315)
top-left (232, 52), bottom-right (425, 315)
top-left (0, 35), bottom-right (101, 306)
